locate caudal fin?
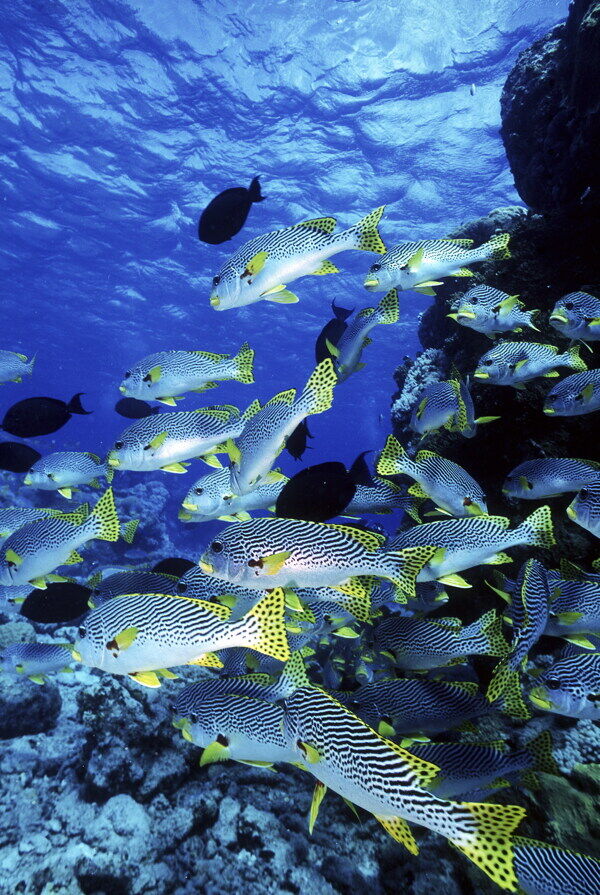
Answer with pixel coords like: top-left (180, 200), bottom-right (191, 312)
top-left (248, 175), bottom-right (264, 203)
top-left (233, 342), bottom-right (255, 384)
top-left (451, 801), bottom-right (525, 891)
top-left (345, 206), bottom-right (387, 254)
top-left (296, 358), bottom-right (337, 416)
top-left (478, 608), bottom-right (509, 657)
top-left (565, 344), bottom-right (588, 373)
top-left (485, 232), bottom-right (511, 261)
top-left (241, 588), bottom-right (290, 662)
top-left (378, 544), bottom-right (437, 602)
top-left (67, 393), bottom-right (92, 415)
top-left (88, 488), bottom-right (120, 542)
top-left (120, 519), bottom-right (139, 544)
top-left (516, 505), bottom-right (555, 549)
top-left (376, 434), bottom-right (412, 477)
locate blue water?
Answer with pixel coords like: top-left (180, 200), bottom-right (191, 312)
top-left (1, 0), bottom-right (569, 527)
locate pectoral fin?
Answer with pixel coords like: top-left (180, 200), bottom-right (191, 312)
top-left (129, 671), bottom-right (161, 688)
top-left (264, 290), bottom-right (299, 303)
top-left (160, 463), bottom-right (189, 474)
top-left (200, 739), bottom-right (230, 767)
top-left (58, 487), bottom-right (74, 499)
top-left (261, 551), bottom-right (292, 575)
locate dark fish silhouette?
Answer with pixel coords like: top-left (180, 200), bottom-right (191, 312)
top-left (286, 419), bottom-right (313, 461)
top-left (19, 581), bottom-right (92, 623)
top-left (1, 393), bottom-right (91, 438)
top-left (315, 299), bottom-right (354, 364)
top-left (114, 397), bottom-right (160, 419)
top-left (0, 441), bottom-right (41, 472)
top-left (151, 557), bottom-right (196, 578)
top-left (275, 454), bottom-right (373, 523)
top-left (198, 176), bottom-right (264, 244)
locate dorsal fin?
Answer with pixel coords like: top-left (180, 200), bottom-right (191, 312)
top-left (294, 217), bottom-right (337, 234)
top-left (266, 389), bottom-right (296, 406)
top-left (327, 523), bottom-right (385, 550)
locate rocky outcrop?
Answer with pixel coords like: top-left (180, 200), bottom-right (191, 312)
top-left (501, 0), bottom-right (600, 213)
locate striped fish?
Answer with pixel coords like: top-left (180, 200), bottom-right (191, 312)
top-left (24, 450), bottom-right (111, 499)
top-left (474, 340), bottom-right (586, 387)
top-left (199, 516), bottom-right (436, 601)
top-left (549, 291), bottom-right (600, 344)
top-left (179, 466), bottom-right (287, 523)
top-left (0, 349), bottom-right (34, 384)
top-left (0, 642), bottom-right (75, 684)
top-left (449, 285), bottom-right (538, 337)
top-left (0, 490), bottom-right (119, 589)
top-left (544, 369), bottom-right (600, 416)
top-left (513, 837), bottom-right (600, 895)
top-left (0, 506), bottom-right (65, 544)
top-left (209, 207), bottom-right (386, 311)
top-left (327, 289), bottom-right (399, 381)
top-left (283, 685), bottom-right (525, 890)
top-left (119, 342), bottom-right (255, 405)
top-left (502, 457), bottom-right (600, 500)
top-left (529, 652), bottom-right (600, 720)
top-left (73, 587), bottom-right (290, 687)
top-left (567, 481), bottom-right (600, 538)
top-left (378, 435), bottom-right (488, 517)
top-left (88, 570), bottom-right (181, 607)
top-left (364, 233), bottom-right (510, 294)
top-left (229, 359), bottom-right (337, 496)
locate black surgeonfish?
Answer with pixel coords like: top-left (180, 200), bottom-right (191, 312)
top-left (19, 581), bottom-right (92, 623)
top-left (315, 299), bottom-right (354, 364)
top-left (286, 419), bottom-right (313, 461)
top-left (198, 176), bottom-right (264, 244)
top-left (1, 394), bottom-right (91, 438)
top-left (0, 441), bottom-right (41, 472)
top-left (114, 397), bottom-right (160, 419)
top-left (275, 452), bottom-right (374, 522)
top-left (151, 557), bottom-right (196, 578)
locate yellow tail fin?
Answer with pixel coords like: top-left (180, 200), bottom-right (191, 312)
top-left (234, 341), bottom-right (255, 384)
top-left (297, 358), bottom-right (337, 416)
top-left (89, 488), bottom-right (120, 542)
top-left (452, 801), bottom-right (525, 891)
top-left (243, 588), bottom-right (290, 662)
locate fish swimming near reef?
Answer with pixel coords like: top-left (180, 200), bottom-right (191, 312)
top-left (448, 285), bottom-right (538, 337)
top-left (363, 233), bottom-right (510, 294)
top-left (566, 482), bottom-right (600, 539)
top-left (73, 587), bottom-right (290, 686)
top-left (0, 506), bottom-right (66, 544)
top-left (474, 341), bottom-right (586, 388)
top-left (24, 450), bottom-right (111, 499)
top-left (209, 207), bottom-right (386, 310)
top-left (502, 458), bottom-right (600, 500)
top-left (1, 394), bottom-right (91, 438)
top-left (119, 343), bottom-right (255, 405)
top-left (0, 350), bottom-right (35, 384)
top-left (529, 652), bottom-right (600, 720)
top-left (0, 442), bottom-right (41, 473)
top-left (549, 291), bottom-right (600, 344)
top-left (326, 289), bottom-right (399, 381)
top-left (543, 370), bottom-right (600, 416)
top-left (180, 467), bottom-right (288, 523)
top-left (229, 359), bottom-right (337, 495)
top-left (377, 435), bottom-right (488, 517)
top-left (512, 836), bottom-right (600, 895)
top-left (0, 489), bottom-right (120, 589)
top-left (198, 176), bottom-right (264, 244)
top-left (0, 642), bottom-right (75, 684)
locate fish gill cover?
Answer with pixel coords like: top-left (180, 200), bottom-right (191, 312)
top-left (5, 1), bottom-right (600, 895)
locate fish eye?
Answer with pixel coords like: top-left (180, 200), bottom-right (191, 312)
top-left (78, 626), bottom-right (86, 637)
top-left (579, 488), bottom-right (588, 501)
top-left (210, 540), bottom-right (224, 554)
top-left (194, 487), bottom-right (204, 495)
top-left (212, 275), bottom-right (221, 287)
top-left (143, 374), bottom-right (152, 384)
top-left (575, 392), bottom-right (585, 402)
top-left (470, 296), bottom-right (478, 304)
top-left (47, 472), bottom-right (54, 480)
top-left (177, 581), bottom-right (187, 593)
top-left (370, 263), bottom-right (381, 272)
top-left (399, 263), bottom-right (409, 271)
top-left (114, 441), bottom-right (124, 450)
top-left (564, 301), bottom-right (574, 310)
top-left (189, 712), bottom-right (198, 723)
top-left (484, 359), bottom-right (493, 366)
top-left (124, 371), bottom-right (131, 379)
top-left (545, 679), bottom-right (561, 690)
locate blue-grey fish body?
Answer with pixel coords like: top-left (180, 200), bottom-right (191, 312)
top-left (503, 458), bottom-right (600, 499)
top-left (474, 341), bottom-right (586, 386)
top-left (544, 575), bottom-right (600, 637)
top-left (529, 653), bottom-right (600, 719)
top-left (179, 467), bottom-right (287, 522)
top-left (374, 609), bottom-right (507, 671)
top-left (567, 482), bottom-right (600, 539)
top-left (200, 516), bottom-right (436, 602)
top-left (89, 570), bottom-right (180, 607)
top-left (73, 588), bottom-right (289, 684)
top-left (410, 380), bottom-right (462, 436)
top-left (389, 506), bottom-right (555, 585)
top-left (0, 490), bottom-right (119, 588)
top-left (0, 642), bottom-right (74, 683)
top-left (282, 685), bottom-right (525, 888)
top-left (24, 451), bottom-right (109, 498)
top-left (119, 343), bottom-right (255, 403)
top-left (0, 350), bottom-right (35, 384)
top-left (344, 478), bottom-right (412, 515)
top-left (450, 286), bottom-right (538, 336)
top-left (230, 359), bottom-right (337, 495)
top-left (107, 406), bottom-right (244, 473)
top-left (0, 507), bottom-right (63, 544)
top-left (329, 289), bottom-right (399, 381)
top-left (340, 678), bottom-right (491, 735)
top-left (513, 836), bottom-right (600, 895)
top-left (544, 370), bottom-right (600, 416)
top-left (549, 291), bottom-right (600, 343)
top-left (364, 233), bottom-right (510, 293)
top-left (210, 207), bottom-right (386, 310)
top-left (378, 435), bottom-right (487, 516)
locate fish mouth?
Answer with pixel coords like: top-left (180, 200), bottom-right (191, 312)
top-left (473, 369), bottom-right (489, 380)
top-left (210, 296), bottom-right (221, 309)
top-left (457, 308), bottom-right (477, 320)
top-left (364, 278), bottom-right (380, 291)
top-left (543, 406), bottom-right (555, 415)
top-left (566, 504), bottom-right (577, 521)
top-left (529, 686), bottom-right (554, 710)
top-left (199, 558), bottom-right (214, 574)
top-left (178, 509), bottom-right (193, 522)
top-left (550, 312), bottom-right (568, 324)
top-left (118, 385), bottom-right (127, 394)
top-left (107, 454), bottom-right (120, 468)
top-left (23, 474), bottom-right (32, 485)
top-left (181, 501), bottom-right (197, 512)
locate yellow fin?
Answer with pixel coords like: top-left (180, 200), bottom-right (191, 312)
top-left (156, 396), bottom-right (178, 406)
top-left (264, 290), bottom-right (299, 303)
top-left (437, 574), bottom-right (471, 588)
top-left (161, 463), bottom-right (189, 474)
top-left (200, 739), bottom-right (231, 766)
top-left (299, 741), bottom-right (321, 764)
top-left (148, 431), bottom-right (169, 450)
top-left (311, 260), bottom-right (340, 275)
top-left (110, 626), bottom-right (139, 651)
top-left (296, 216), bottom-right (337, 233)
top-left (65, 549), bottom-right (84, 564)
top-left (407, 247), bottom-right (424, 269)
top-left (261, 551), bottom-right (292, 575)
top-left (244, 251), bottom-right (269, 276)
top-left (129, 671), bottom-right (161, 688)
top-left (309, 781), bottom-right (327, 834)
top-left (58, 487), bottom-right (73, 499)
top-left (5, 549), bottom-right (23, 567)
top-left (328, 524), bottom-right (385, 551)
top-left (147, 364), bottom-right (161, 383)
top-left (30, 577), bottom-right (48, 590)
top-left (187, 652), bottom-right (224, 668)
top-left (375, 816), bottom-right (419, 855)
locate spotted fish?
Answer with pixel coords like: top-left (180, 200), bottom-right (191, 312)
top-left (0, 642), bottom-right (75, 684)
top-left (364, 233), bottom-right (510, 294)
top-left (209, 207), bottom-right (386, 310)
top-left (543, 370), bottom-right (600, 416)
top-left (0, 350), bottom-right (35, 384)
top-left (549, 291), bottom-right (600, 344)
top-left (119, 343), bottom-right (255, 405)
top-left (200, 516), bottom-right (436, 601)
top-left (73, 587), bottom-right (290, 686)
top-left (378, 435), bottom-right (488, 516)
top-left (327, 289), bottom-right (399, 381)
top-left (449, 285), bottom-right (538, 337)
top-left (179, 467), bottom-right (287, 523)
top-left (474, 341), bottom-right (586, 387)
top-left (229, 359), bottom-right (337, 495)
top-left (0, 489), bottom-right (120, 589)
top-left (24, 451), bottom-right (111, 499)
top-left (107, 405), bottom-right (245, 474)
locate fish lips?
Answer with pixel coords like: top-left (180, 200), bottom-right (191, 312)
top-left (529, 686), bottom-right (554, 710)
top-left (549, 312), bottom-right (569, 325)
top-left (473, 369), bottom-right (490, 380)
top-left (363, 277), bottom-right (380, 291)
top-left (107, 453), bottom-right (121, 468)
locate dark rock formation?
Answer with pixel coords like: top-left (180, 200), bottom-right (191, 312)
top-left (501, 0), bottom-right (600, 214)
top-left (0, 674), bottom-right (61, 739)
